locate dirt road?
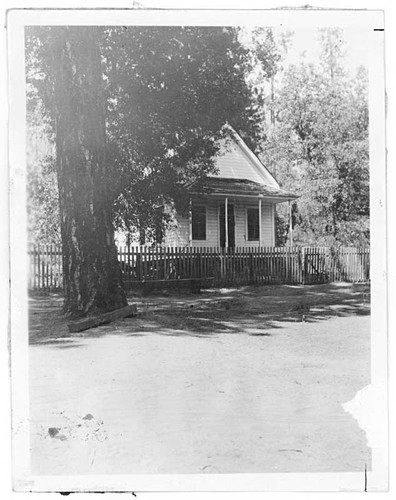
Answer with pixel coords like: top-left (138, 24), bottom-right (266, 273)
top-left (29, 283), bottom-right (371, 474)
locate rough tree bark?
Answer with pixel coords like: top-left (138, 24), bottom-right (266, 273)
top-left (52, 27), bottom-right (127, 316)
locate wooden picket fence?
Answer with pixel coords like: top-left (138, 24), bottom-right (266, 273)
top-left (28, 244), bottom-right (63, 290)
top-left (299, 246), bottom-right (370, 284)
top-left (28, 245), bottom-right (370, 291)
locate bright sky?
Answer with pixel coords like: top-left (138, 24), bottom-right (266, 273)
top-left (283, 27), bottom-right (368, 73)
top-left (135, 0), bottom-right (369, 74)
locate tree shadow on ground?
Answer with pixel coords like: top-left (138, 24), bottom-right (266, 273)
top-left (29, 283), bottom-right (370, 347)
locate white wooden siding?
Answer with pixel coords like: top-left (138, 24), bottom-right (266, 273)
top-left (272, 203), bottom-right (276, 245)
top-left (164, 199), bottom-right (218, 247)
top-left (164, 199), bottom-right (275, 247)
top-left (210, 138), bottom-right (278, 187)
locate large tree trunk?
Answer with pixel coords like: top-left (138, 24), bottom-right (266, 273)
top-left (52, 27), bottom-right (127, 316)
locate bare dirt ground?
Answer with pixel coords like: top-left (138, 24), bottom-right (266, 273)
top-left (29, 283), bottom-right (371, 475)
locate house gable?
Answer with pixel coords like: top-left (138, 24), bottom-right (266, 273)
top-left (209, 128), bottom-right (279, 188)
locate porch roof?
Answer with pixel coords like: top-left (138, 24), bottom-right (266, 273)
top-left (189, 177), bottom-right (299, 202)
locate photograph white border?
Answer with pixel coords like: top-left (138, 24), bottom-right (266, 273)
top-left (5, 4), bottom-right (389, 494)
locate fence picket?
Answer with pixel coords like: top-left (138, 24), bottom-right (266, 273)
top-left (27, 244), bottom-right (371, 291)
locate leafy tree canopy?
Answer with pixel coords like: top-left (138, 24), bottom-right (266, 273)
top-left (27, 26), bottom-right (268, 243)
top-left (261, 28), bottom-right (369, 247)
top-left (103, 26), bottom-right (268, 238)
top-left (26, 26), bottom-right (370, 249)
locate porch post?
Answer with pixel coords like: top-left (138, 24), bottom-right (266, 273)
top-left (189, 198), bottom-right (192, 247)
top-left (289, 200), bottom-right (293, 247)
top-left (225, 197), bottom-right (228, 249)
top-left (272, 204), bottom-right (276, 246)
top-left (258, 198), bottom-right (262, 247)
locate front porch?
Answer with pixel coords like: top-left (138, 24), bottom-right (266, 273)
top-left (168, 195), bottom-right (278, 249)
top-left (164, 176), bottom-right (299, 249)
top-left (165, 196), bottom-right (296, 250)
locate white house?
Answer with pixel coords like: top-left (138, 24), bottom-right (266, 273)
top-left (163, 126), bottom-right (299, 248)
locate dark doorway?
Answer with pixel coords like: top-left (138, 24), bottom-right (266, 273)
top-left (219, 203), bottom-right (235, 248)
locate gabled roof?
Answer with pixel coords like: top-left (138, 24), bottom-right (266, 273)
top-left (189, 125), bottom-right (299, 203)
top-left (208, 125), bottom-right (280, 188)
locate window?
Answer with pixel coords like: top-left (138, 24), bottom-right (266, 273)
top-left (192, 205), bottom-right (206, 240)
top-left (247, 208), bottom-right (260, 241)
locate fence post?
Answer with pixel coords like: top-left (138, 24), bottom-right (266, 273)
top-left (27, 244), bottom-right (371, 290)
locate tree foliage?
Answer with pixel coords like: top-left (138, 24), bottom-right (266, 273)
top-left (102, 26), bottom-right (264, 240)
top-left (26, 110), bottom-right (60, 245)
top-left (26, 38), bottom-right (60, 245)
top-left (246, 27), bottom-right (293, 130)
top-left (26, 25), bottom-right (268, 313)
top-left (261, 29), bottom-right (369, 246)
top-left (25, 25), bottom-right (370, 304)
top-left (27, 26), bottom-right (265, 245)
